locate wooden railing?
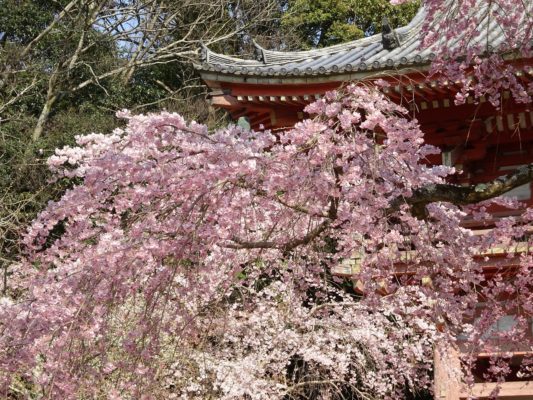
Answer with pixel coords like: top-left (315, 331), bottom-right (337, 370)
top-left (435, 347), bottom-right (533, 399)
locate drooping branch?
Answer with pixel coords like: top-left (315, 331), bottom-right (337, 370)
top-left (228, 220), bottom-right (331, 252)
top-left (391, 163), bottom-right (533, 217)
top-left (228, 194), bottom-right (338, 251)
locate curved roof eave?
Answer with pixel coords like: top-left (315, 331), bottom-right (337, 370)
top-left (195, 2), bottom-right (514, 79)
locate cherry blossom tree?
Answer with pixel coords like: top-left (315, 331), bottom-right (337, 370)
top-left (0, 1), bottom-right (532, 399)
top-left (391, 0), bottom-right (532, 106)
top-left (0, 84), bottom-right (531, 399)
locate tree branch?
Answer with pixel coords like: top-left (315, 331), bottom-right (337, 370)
top-left (228, 194), bottom-right (338, 252)
top-left (228, 220), bottom-right (331, 252)
top-left (390, 164), bottom-right (533, 217)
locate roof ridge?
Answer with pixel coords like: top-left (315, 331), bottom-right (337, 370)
top-left (198, 7), bottom-right (427, 68)
top-left (255, 6), bottom-right (427, 65)
top-left (194, 3), bottom-right (514, 79)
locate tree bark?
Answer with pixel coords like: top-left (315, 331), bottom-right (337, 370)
top-left (389, 164), bottom-right (533, 217)
top-left (32, 94), bottom-right (57, 141)
top-left (32, 70), bottom-right (59, 141)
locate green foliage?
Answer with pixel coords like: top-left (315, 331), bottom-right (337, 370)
top-left (281, 0), bottom-right (420, 48)
top-left (0, 0), bottom-right (62, 44)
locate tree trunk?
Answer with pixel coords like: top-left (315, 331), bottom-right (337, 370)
top-left (32, 94), bottom-right (57, 141)
top-left (32, 71), bottom-right (59, 141)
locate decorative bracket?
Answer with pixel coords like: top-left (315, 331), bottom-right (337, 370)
top-left (382, 17), bottom-right (401, 50)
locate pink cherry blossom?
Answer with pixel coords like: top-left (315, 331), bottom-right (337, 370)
top-left (0, 83), bottom-right (530, 398)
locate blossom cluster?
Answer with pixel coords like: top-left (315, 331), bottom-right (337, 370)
top-left (392, 0), bottom-right (532, 106)
top-left (0, 84), bottom-right (531, 398)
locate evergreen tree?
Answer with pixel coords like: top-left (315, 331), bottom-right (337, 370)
top-left (281, 0), bottom-right (419, 48)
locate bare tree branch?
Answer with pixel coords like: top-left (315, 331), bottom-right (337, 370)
top-left (2, 0), bottom-right (282, 140)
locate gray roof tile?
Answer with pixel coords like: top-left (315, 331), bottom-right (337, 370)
top-left (196, 4), bottom-right (518, 78)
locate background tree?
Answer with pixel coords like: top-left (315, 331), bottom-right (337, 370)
top-left (0, 0), bottom-right (283, 294)
top-left (280, 0), bottom-right (419, 48)
top-left (0, 0), bottom-right (283, 141)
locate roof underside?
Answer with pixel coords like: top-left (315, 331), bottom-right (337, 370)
top-left (195, 5), bottom-right (513, 80)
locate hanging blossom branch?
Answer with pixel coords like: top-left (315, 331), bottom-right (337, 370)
top-left (0, 85), bottom-right (531, 399)
top-left (231, 161), bottom-right (533, 249)
top-left (229, 193), bottom-right (338, 251)
top-left (390, 0), bottom-right (533, 106)
top-left (228, 220), bottom-right (332, 251)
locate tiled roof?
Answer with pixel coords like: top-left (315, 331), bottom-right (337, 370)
top-left (195, 5), bottom-right (513, 78)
